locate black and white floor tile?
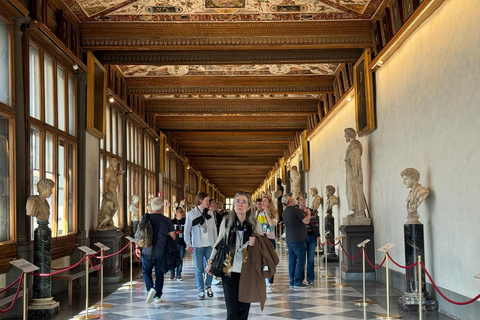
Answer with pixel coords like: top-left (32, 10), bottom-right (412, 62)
top-left (48, 243), bottom-right (453, 320)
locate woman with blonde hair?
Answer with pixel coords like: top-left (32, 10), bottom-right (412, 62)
top-left (259, 194), bottom-right (278, 293)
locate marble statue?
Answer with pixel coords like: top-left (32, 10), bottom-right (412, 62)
top-left (344, 128), bottom-right (366, 218)
top-left (172, 201), bottom-right (179, 216)
top-left (179, 199), bottom-right (186, 209)
top-left (325, 185), bottom-right (339, 217)
top-left (309, 187), bottom-right (322, 212)
top-left (401, 168), bottom-right (429, 224)
top-left (104, 158), bottom-right (125, 211)
top-left (289, 165), bottom-right (302, 199)
top-left (97, 191), bottom-right (117, 231)
top-left (26, 178), bottom-right (55, 222)
top-left (129, 194), bottom-right (140, 222)
top-left (146, 197), bottom-right (156, 213)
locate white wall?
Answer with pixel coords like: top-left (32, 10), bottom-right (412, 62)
top-left (84, 132), bottom-right (100, 237)
top-left (307, 0), bottom-right (480, 299)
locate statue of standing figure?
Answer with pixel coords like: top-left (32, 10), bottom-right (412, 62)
top-left (129, 194), bottom-right (140, 236)
top-left (26, 178), bottom-right (55, 222)
top-left (401, 168), bottom-right (429, 224)
top-left (97, 158), bottom-right (125, 231)
top-left (325, 185), bottom-right (338, 217)
top-left (289, 165), bottom-right (302, 199)
top-left (344, 128), bottom-right (367, 218)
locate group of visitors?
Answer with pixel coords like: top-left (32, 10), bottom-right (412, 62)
top-left (134, 187), bottom-right (319, 319)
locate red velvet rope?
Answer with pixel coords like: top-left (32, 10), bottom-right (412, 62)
top-left (88, 254), bottom-right (104, 271)
top-left (0, 274), bottom-right (22, 294)
top-left (339, 243), bottom-right (363, 260)
top-left (325, 238), bottom-right (340, 247)
top-left (29, 255), bottom-right (87, 276)
top-left (420, 262), bottom-right (480, 305)
top-left (0, 274), bottom-right (24, 313)
top-left (101, 242), bottom-right (132, 259)
top-left (387, 253), bottom-right (418, 269)
top-left (365, 249), bottom-right (386, 269)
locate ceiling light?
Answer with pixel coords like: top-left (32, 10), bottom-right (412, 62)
top-left (109, 97), bottom-right (114, 103)
top-left (347, 95), bottom-right (352, 101)
top-left (166, 147), bottom-right (169, 151)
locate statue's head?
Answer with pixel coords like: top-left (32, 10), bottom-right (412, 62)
top-left (37, 178), bottom-right (55, 196)
top-left (291, 166), bottom-right (298, 171)
top-left (277, 178), bottom-right (283, 184)
top-left (310, 187), bottom-right (318, 196)
top-left (344, 128), bottom-right (356, 140)
top-left (104, 191), bottom-right (114, 200)
top-left (325, 185), bottom-right (336, 196)
top-left (131, 194), bottom-right (139, 203)
top-left (109, 158), bottom-right (118, 167)
top-left (400, 168), bottom-right (420, 182)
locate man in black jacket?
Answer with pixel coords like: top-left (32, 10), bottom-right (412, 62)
top-left (135, 198), bottom-right (174, 304)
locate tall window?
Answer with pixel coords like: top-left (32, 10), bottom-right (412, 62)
top-left (126, 118), bottom-right (142, 225)
top-left (100, 103), bottom-right (123, 227)
top-left (144, 134), bottom-right (156, 209)
top-left (28, 41), bottom-right (77, 238)
top-left (225, 198), bottom-right (234, 211)
top-left (0, 18), bottom-right (11, 106)
top-left (0, 115), bottom-right (14, 242)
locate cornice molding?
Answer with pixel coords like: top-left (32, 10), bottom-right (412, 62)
top-left (156, 122), bottom-right (304, 128)
top-left (129, 85), bottom-right (332, 94)
top-left (97, 49), bottom-right (363, 64)
top-left (146, 105), bottom-right (317, 114)
top-left (81, 34), bottom-right (371, 48)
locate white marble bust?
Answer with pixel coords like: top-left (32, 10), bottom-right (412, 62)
top-left (309, 187), bottom-right (322, 211)
top-left (129, 194), bottom-right (140, 222)
top-left (401, 168), bottom-right (429, 224)
top-left (325, 185), bottom-right (339, 216)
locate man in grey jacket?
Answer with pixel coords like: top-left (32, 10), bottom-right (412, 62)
top-left (185, 192), bottom-right (218, 299)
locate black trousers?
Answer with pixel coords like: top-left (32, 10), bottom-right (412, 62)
top-left (221, 272), bottom-right (251, 320)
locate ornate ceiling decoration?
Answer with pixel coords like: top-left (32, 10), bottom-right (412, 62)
top-left (67, 0), bottom-right (379, 22)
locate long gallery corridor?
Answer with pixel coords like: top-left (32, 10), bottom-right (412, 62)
top-left (44, 245), bottom-right (453, 320)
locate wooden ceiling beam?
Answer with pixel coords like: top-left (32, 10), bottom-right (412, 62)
top-left (186, 149), bottom-right (284, 157)
top-left (145, 98), bottom-right (319, 115)
top-left (178, 141), bottom-right (288, 149)
top-left (171, 132), bottom-right (296, 142)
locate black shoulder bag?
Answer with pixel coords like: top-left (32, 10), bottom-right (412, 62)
top-left (210, 236), bottom-right (227, 277)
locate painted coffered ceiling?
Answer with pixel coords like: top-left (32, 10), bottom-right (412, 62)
top-left (66, 0), bottom-right (380, 22)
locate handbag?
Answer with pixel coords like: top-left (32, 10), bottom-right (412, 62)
top-left (210, 237), bottom-right (227, 277)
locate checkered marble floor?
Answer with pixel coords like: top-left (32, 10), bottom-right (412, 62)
top-left (49, 242), bottom-right (453, 320)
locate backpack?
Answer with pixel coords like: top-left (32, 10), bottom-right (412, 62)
top-left (135, 213), bottom-right (153, 248)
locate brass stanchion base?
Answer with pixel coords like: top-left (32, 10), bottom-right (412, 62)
top-left (320, 273), bottom-right (334, 277)
top-left (332, 283), bottom-right (350, 287)
top-left (122, 284), bottom-right (141, 288)
top-left (315, 267), bottom-right (325, 271)
top-left (375, 313), bottom-right (401, 319)
top-left (354, 299), bottom-right (377, 306)
top-left (74, 314), bottom-right (100, 319)
top-left (92, 303), bottom-right (114, 309)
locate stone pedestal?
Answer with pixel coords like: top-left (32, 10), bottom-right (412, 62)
top-left (324, 213), bottom-right (338, 262)
top-left (89, 230), bottom-right (124, 283)
top-left (339, 225), bottom-right (375, 281)
top-left (29, 221), bottom-right (60, 318)
top-left (398, 224), bottom-right (438, 311)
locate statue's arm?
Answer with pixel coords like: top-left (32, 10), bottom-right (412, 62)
top-left (352, 149), bottom-right (363, 183)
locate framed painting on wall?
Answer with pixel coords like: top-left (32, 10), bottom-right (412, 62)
top-left (380, 10), bottom-right (393, 46)
top-left (390, 0), bottom-right (403, 34)
top-left (86, 51), bottom-right (106, 139)
top-left (371, 20), bottom-right (383, 56)
top-left (402, 0), bottom-right (417, 22)
top-left (353, 49), bottom-right (375, 136)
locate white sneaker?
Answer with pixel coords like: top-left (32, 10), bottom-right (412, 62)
top-left (212, 278), bottom-right (222, 285)
top-left (146, 288), bottom-right (156, 304)
top-left (266, 285), bottom-right (273, 294)
top-left (154, 297), bottom-right (164, 303)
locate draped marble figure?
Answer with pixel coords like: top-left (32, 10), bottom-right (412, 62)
top-left (26, 179), bottom-right (55, 222)
top-left (289, 165), bottom-right (302, 199)
top-left (401, 168), bottom-right (429, 224)
top-left (344, 128), bottom-right (366, 217)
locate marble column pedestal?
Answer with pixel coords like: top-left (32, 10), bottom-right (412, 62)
top-left (398, 224), bottom-right (438, 311)
top-left (324, 214), bottom-right (338, 262)
top-left (339, 225), bottom-right (375, 281)
top-left (89, 230), bottom-right (123, 283)
top-left (29, 220), bottom-right (60, 318)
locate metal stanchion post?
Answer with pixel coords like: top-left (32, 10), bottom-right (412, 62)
top-left (10, 259), bottom-right (39, 320)
top-left (320, 232), bottom-right (333, 278)
top-left (315, 239), bottom-right (325, 271)
top-left (376, 243), bottom-right (401, 319)
top-left (123, 237), bottom-right (140, 288)
top-left (354, 239), bottom-right (376, 306)
top-left (93, 243), bottom-right (113, 309)
top-left (418, 255), bottom-right (422, 320)
top-left (332, 234), bottom-right (348, 287)
top-left (75, 246), bottom-right (99, 319)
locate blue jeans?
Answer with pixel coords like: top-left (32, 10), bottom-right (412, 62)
top-left (142, 256), bottom-right (164, 298)
top-left (305, 234), bottom-right (317, 283)
top-left (194, 246), bottom-right (213, 291)
top-left (287, 240), bottom-right (306, 286)
top-left (170, 244), bottom-right (185, 277)
top-left (267, 238), bottom-right (276, 284)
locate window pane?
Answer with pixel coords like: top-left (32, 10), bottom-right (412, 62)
top-left (0, 117), bottom-right (10, 241)
top-left (30, 127), bottom-right (41, 195)
top-left (0, 21), bottom-right (10, 106)
top-left (45, 133), bottom-right (54, 226)
top-left (57, 66), bottom-right (66, 131)
top-left (57, 141), bottom-right (65, 235)
top-left (44, 56), bottom-right (54, 126)
top-left (68, 143), bottom-right (74, 233)
top-left (112, 110), bottom-right (117, 155)
top-left (29, 45), bottom-right (41, 119)
top-left (68, 75), bottom-right (76, 135)
top-left (99, 156), bottom-right (103, 205)
top-left (106, 105), bottom-right (111, 152)
top-left (117, 113), bottom-right (122, 157)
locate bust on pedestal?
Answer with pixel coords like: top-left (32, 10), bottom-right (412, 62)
top-left (324, 185), bottom-right (338, 260)
top-left (398, 168), bottom-right (437, 311)
top-left (342, 128), bottom-right (371, 226)
top-left (129, 194), bottom-right (140, 237)
top-left (26, 179), bottom-right (60, 317)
